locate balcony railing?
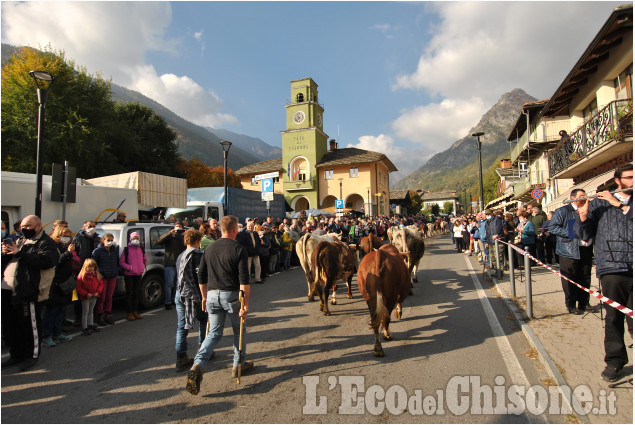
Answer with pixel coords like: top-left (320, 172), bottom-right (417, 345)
top-left (511, 120), bottom-right (570, 163)
top-left (548, 99), bottom-right (633, 177)
top-left (283, 179), bottom-right (314, 191)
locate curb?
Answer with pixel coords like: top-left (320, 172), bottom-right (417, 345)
top-left (486, 269), bottom-right (590, 424)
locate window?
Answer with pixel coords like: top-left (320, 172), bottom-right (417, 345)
top-left (350, 167), bottom-right (359, 178)
top-left (378, 170), bottom-right (382, 183)
top-left (207, 207), bottom-right (220, 221)
top-left (519, 162), bottom-right (528, 178)
top-left (296, 93), bottom-right (304, 103)
top-left (614, 64), bottom-right (633, 100)
top-left (251, 177), bottom-right (258, 186)
top-left (291, 158), bottom-right (309, 181)
top-left (325, 169), bottom-right (334, 179)
top-left (150, 226), bottom-right (172, 249)
top-left (583, 98), bottom-right (598, 121)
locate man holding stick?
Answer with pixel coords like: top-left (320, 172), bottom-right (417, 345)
top-left (576, 163), bottom-right (633, 382)
top-left (187, 215), bottom-right (252, 396)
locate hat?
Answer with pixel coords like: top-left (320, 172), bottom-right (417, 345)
top-left (130, 232), bottom-right (141, 240)
top-left (484, 209), bottom-right (493, 215)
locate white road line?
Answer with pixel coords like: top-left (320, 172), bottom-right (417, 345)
top-left (464, 255), bottom-right (547, 423)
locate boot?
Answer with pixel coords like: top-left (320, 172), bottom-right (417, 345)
top-left (176, 352), bottom-right (194, 372)
top-left (133, 312), bottom-right (143, 320)
top-left (126, 312), bottom-right (136, 321)
top-left (97, 313), bottom-right (107, 327)
top-left (105, 313), bottom-right (115, 325)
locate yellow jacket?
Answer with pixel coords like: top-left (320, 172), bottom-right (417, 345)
top-left (282, 232), bottom-right (293, 252)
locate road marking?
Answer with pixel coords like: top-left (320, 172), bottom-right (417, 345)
top-left (464, 255), bottom-right (547, 423)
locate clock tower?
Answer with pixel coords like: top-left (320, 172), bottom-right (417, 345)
top-left (281, 78), bottom-right (328, 210)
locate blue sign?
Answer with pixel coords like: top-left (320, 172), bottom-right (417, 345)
top-left (335, 199), bottom-right (344, 209)
top-left (261, 178), bottom-right (273, 193)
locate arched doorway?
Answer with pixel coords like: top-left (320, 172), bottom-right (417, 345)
top-left (291, 196), bottom-right (310, 212)
top-left (345, 193), bottom-right (365, 212)
top-left (320, 195), bottom-right (337, 209)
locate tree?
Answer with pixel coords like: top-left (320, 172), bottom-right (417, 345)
top-left (178, 158), bottom-right (242, 189)
top-left (443, 201), bottom-right (454, 214)
top-left (406, 190), bottom-right (423, 215)
top-left (1, 46), bottom-right (182, 178)
top-left (430, 204), bottom-right (440, 216)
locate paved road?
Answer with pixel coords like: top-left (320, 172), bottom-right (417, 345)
top-left (2, 236), bottom-right (577, 423)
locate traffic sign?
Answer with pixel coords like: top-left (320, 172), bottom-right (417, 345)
top-left (253, 172), bottom-right (279, 182)
top-left (261, 178), bottom-right (273, 193)
top-left (261, 192), bottom-right (274, 201)
top-left (531, 188), bottom-right (544, 199)
top-left (335, 199), bottom-right (344, 209)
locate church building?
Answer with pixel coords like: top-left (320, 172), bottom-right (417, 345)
top-left (235, 78), bottom-right (397, 216)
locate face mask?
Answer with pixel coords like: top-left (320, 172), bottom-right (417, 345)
top-left (486, 216), bottom-right (492, 220)
top-left (131, 239), bottom-right (140, 246)
top-left (104, 241), bottom-right (113, 247)
top-left (60, 236), bottom-right (71, 244)
top-left (21, 228), bottom-right (37, 239)
top-left (86, 227), bottom-right (96, 236)
top-left (1, 230), bottom-right (5, 239)
top-left (175, 227), bottom-right (183, 231)
top-left (259, 232), bottom-right (264, 237)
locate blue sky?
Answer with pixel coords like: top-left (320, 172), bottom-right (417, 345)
top-left (1, 1), bottom-right (623, 180)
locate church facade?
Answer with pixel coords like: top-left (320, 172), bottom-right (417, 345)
top-left (235, 78), bottom-right (397, 216)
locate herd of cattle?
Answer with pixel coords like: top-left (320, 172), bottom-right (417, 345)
top-left (295, 222), bottom-right (447, 356)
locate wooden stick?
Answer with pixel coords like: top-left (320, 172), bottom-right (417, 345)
top-left (237, 290), bottom-right (245, 385)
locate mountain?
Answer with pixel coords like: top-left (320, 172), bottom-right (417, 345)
top-left (393, 89), bottom-right (537, 192)
top-left (207, 128), bottom-right (282, 162)
top-left (109, 84), bottom-right (261, 170)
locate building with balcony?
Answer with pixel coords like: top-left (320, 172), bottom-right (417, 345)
top-left (502, 4), bottom-right (632, 212)
top-left (235, 78), bottom-right (397, 216)
top-left (420, 192), bottom-right (459, 215)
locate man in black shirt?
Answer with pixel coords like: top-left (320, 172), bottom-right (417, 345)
top-left (187, 215), bottom-right (251, 395)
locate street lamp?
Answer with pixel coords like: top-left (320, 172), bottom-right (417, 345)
top-left (220, 140), bottom-right (232, 215)
top-left (29, 70), bottom-right (56, 218)
top-left (472, 132), bottom-right (485, 211)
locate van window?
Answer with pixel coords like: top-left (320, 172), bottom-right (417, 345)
top-left (150, 226), bottom-right (172, 249)
top-left (208, 207), bottom-right (220, 221)
top-left (165, 206), bottom-right (204, 223)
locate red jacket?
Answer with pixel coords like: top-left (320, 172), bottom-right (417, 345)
top-left (76, 273), bottom-right (104, 300)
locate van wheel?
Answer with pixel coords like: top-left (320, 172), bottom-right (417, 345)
top-left (139, 272), bottom-right (164, 309)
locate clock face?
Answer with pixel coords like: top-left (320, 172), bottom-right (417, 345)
top-left (317, 114), bottom-right (322, 126)
top-left (293, 111), bottom-right (305, 124)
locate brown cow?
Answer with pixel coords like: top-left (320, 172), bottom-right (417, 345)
top-left (357, 244), bottom-right (411, 357)
top-left (310, 241), bottom-right (356, 315)
top-left (297, 232), bottom-right (342, 301)
top-left (359, 234), bottom-right (383, 256)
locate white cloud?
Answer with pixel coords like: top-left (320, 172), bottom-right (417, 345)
top-left (392, 97), bottom-right (486, 149)
top-left (346, 134), bottom-right (432, 181)
top-left (1, 2), bottom-right (235, 127)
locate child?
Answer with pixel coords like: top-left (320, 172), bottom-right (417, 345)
top-left (76, 258), bottom-right (104, 336)
top-left (119, 232), bottom-right (147, 321)
top-left (92, 233), bottom-right (119, 326)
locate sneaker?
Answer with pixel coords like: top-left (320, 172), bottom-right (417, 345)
top-left (54, 334), bottom-right (73, 343)
top-left (82, 328), bottom-right (91, 336)
top-left (43, 337), bottom-right (57, 348)
top-left (186, 364), bottom-right (204, 395)
top-left (89, 325), bottom-right (101, 333)
top-left (231, 360), bottom-right (254, 378)
top-left (601, 365), bottom-right (623, 382)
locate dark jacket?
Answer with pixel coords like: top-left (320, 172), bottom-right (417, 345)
top-left (1, 230), bottom-right (59, 304)
top-left (72, 229), bottom-right (101, 263)
top-left (575, 197), bottom-right (633, 277)
top-left (264, 232), bottom-right (281, 255)
top-left (237, 230), bottom-right (262, 257)
top-left (157, 231), bottom-right (186, 267)
top-left (485, 216), bottom-right (504, 244)
top-left (92, 243), bottom-right (120, 279)
top-left (549, 204), bottom-right (586, 260)
top-left (48, 243), bottom-right (76, 305)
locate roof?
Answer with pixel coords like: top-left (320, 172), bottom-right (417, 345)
top-left (315, 148), bottom-right (398, 172)
top-left (389, 190), bottom-right (411, 201)
top-left (234, 158), bottom-right (283, 176)
top-left (421, 191), bottom-right (459, 201)
top-left (506, 100), bottom-right (550, 142)
top-left (540, 4), bottom-right (633, 118)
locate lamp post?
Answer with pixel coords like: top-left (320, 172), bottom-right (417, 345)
top-left (472, 132), bottom-right (485, 211)
top-left (220, 141), bottom-right (232, 215)
top-left (29, 70), bottom-right (56, 218)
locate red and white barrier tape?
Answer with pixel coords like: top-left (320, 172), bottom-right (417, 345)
top-left (495, 239), bottom-right (633, 318)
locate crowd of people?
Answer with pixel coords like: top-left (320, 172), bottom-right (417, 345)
top-left (1, 164), bottom-right (631, 384)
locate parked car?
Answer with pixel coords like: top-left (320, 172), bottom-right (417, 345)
top-left (94, 222), bottom-right (172, 309)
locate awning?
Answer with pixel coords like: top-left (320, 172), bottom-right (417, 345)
top-left (485, 193), bottom-right (513, 209)
top-left (545, 170), bottom-right (616, 212)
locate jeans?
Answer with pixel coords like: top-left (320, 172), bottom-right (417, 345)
top-left (164, 266), bottom-right (176, 305)
top-left (96, 277), bottom-right (117, 314)
top-left (269, 253), bottom-right (279, 273)
top-left (194, 290), bottom-right (246, 369)
top-left (281, 250), bottom-right (291, 269)
top-left (43, 304), bottom-right (63, 338)
top-left (175, 290), bottom-right (208, 354)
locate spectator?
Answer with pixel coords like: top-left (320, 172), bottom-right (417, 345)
top-left (113, 212), bottom-right (127, 223)
top-left (549, 189), bottom-right (593, 315)
top-left (208, 218), bottom-right (221, 241)
top-left (515, 211), bottom-right (536, 266)
top-left (157, 221), bottom-right (187, 309)
top-left (76, 259), bottom-right (104, 336)
top-left (485, 209), bottom-right (506, 270)
top-left (92, 233), bottom-right (119, 326)
top-left (237, 221), bottom-right (263, 284)
top-left (258, 227), bottom-right (270, 281)
top-left (530, 205), bottom-right (547, 263)
top-left (1, 215), bottom-right (59, 371)
top-left (70, 220), bottom-right (100, 326)
top-left (199, 223), bottom-right (214, 251)
top-left (120, 232), bottom-right (147, 321)
top-left (9, 221), bottom-right (22, 242)
top-left (42, 226), bottom-right (77, 347)
top-left (174, 229), bottom-right (208, 372)
top-left (576, 164), bottom-right (633, 382)
top-left (281, 225), bottom-right (293, 271)
top-left (48, 219), bottom-right (68, 236)
top-left (543, 211), bottom-right (558, 266)
top-left (452, 219), bottom-right (464, 253)
top-left (266, 226), bottom-right (281, 274)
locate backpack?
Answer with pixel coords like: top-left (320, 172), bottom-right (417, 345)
top-left (119, 245), bottom-right (145, 275)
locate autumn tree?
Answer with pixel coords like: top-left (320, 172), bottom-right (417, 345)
top-left (178, 158), bottom-right (242, 188)
top-left (406, 190), bottom-right (423, 215)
